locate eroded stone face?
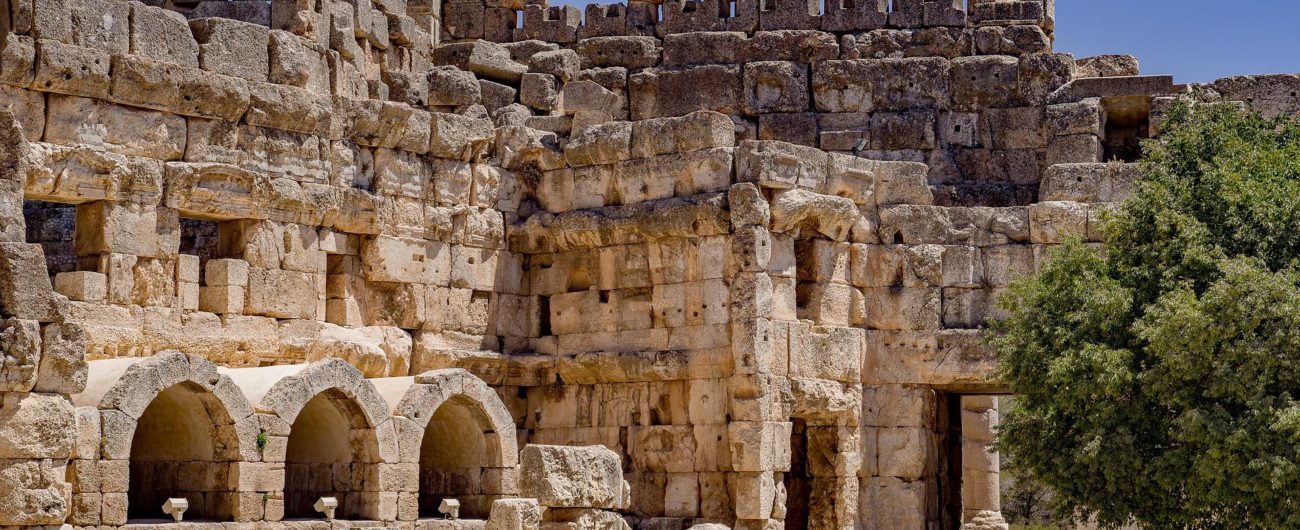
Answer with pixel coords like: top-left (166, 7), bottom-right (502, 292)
top-left (519, 444), bottom-right (626, 509)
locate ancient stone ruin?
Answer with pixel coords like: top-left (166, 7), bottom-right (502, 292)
top-left (0, 0), bottom-right (1295, 528)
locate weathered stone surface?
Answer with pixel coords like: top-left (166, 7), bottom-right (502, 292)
top-left (575, 36), bottom-right (661, 69)
top-left (33, 40), bottom-right (111, 99)
top-left (663, 32), bottom-right (750, 66)
top-left (1076, 54), bottom-right (1140, 78)
top-left (190, 17), bottom-right (270, 82)
top-left (0, 243), bottom-right (58, 322)
top-left (486, 498), bottom-right (542, 530)
top-left (35, 323), bottom-right (87, 393)
top-left (0, 392), bottom-right (75, 459)
top-left (0, 458), bottom-right (71, 525)
top-left (431, 113), bottom-right (496, 160)
top-left (268, 29), bottom-right (330, 93)
top-left (0, 318), bottom-right (41, 392)
top-left (629, 65), bottom-right (743, 119)
top-left (45, 95), bottom-right (187, 160)
top-left (743, 61), bottom-right (810, 115)
top-left (520, 444), bottom-right (627, 509)
top-left (430, 65), bottom-right (484, 106)
top-left (1039, 163), bottom-right (1136, 203)
top-left (129, 3), bottom-right (199, 68)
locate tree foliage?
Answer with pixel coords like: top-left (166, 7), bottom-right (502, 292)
top-left (992, 100), bottom-right (1300, 529)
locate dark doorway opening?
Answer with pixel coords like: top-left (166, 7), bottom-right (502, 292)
top-left (784, 418), bottom-right (811, 530)
top-left (935, 391), bottom-right (964, 530)
top-left (1102, 96), bottom-right (1152, 163)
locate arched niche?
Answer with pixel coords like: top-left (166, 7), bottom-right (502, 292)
top-left (395, 369), bottom-right (520, 520)
top-left (73, 352), bottom-right (257, 523)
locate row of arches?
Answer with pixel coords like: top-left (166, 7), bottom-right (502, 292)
top-left (73, 353), bottom-right (518, 523)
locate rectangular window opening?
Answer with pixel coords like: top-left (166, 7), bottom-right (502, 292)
top-left (1102, 96), bottom-right (1152, 163)
top-left (22, 200), bottom-right (77, 278)
top-left (180, 218), bottom-right (222, 285)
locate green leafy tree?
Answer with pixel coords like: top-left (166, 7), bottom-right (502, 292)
top-left (991, 100), bottom-right (1300, 530)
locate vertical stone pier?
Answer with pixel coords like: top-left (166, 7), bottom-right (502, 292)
top-left (961, 396), bottom-right (1009, 530)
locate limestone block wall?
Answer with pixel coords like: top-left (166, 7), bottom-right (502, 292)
top-left (0, 0), bottom-right (515, 374)
top-left (435, 0), bottom-right (1072, 206)
top-left (0, 0), bottom-right (500, 525)
top-left (0, 0), bottom-right (1298, 527)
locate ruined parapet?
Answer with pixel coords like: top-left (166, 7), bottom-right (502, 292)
top-left (0, 0), bottom-right (440, 105)
top-left (441, 0), bottom-right (1055, 45)
top-left (425, 1), bottom-right (1073, 207)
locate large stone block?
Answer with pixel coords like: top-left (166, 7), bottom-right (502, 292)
top-left (108, 54), bottom-right (251, 120)
top-left (244, 267), bottom-right (320, 319)
top-left (268, 29), bottom-right (330, 94)
top-left (69, 0), bottom-right (130, 53)
top-left (129, 2), bottom-right (199, 68)
top-left (1028, 201), bottom-right (1088, 244)
top-left (0, 243), bottom-right (58, 322)
top-left (728, 421), bottom-right (792, 472)
top-left (0, 392), bottom-right (75, 459)
top-left (749, 30), bottom-right (840, 63)
top-left (864, 476), bottom-right (926, 530)
top-left (430, 113), bottom-right (495, 161)
top-left (0, 36), bottom-right (30, 87)
top-left (486, 498), bottom-right (542, 530)
top-left (731, 471), bottom-right (776, 520)
top-left (429, 66), bottom-right (483, 106)
top-left (33, 40), bottom-right (111, 99)
top-left (45, 95), bottom-right (186, 160)
top-left (519, 444), bottom-right (626, 509)
top-left (861, 286), bottom-right (941, 330)
top-left (736, 140), bottom-right (828, 191)
top-left (565, 121), bottom-right (632, 167)
top-left (190, 17), bottom-right (270, 82)
top-left (0, 458), bottom-right (71, 525)
top-left (246, 82), bottom-right (333, 136)
top-left (1039, 163), bottom-right (1135, 203)
top-left (0, 318), bottom-right (41, 392)
top-left (629, 65), bottom-right (743, 120)
top-left (789, 322), bottom-right (864, 380)
top-left (35, 322), bottom-right (87, 394)
top-left (814, 58), bottom-right (950, 113)
top-left (466, 41), bottom-right (529, 83)
top-left (951, 55), bottom-right (1019, 110)
top-left (186, 122), bottom-right (331, 184)
top-left (743, 61), bottom-right (809, 115)
top-left (575, 36), bottom-right (661, 70)
top-left (662, 32), bottom-right (750, 67)
top-left (0, 84), bottom-right (44, 141)
top-left (869, 110), bottom-right (937, 150)
top-left (73, 201), bottom-right (159, 257)
top-left (519, 72), bottom-right (562, 111)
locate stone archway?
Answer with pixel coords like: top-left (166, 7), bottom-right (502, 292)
top-left (74, 352), bottom-right (258, 524)
top-left (254, 358), bottom-right (395, 521)
top-left (394, 369), bottom-right (519, 520)
top-left (129, 381), bottom-right (239, 520)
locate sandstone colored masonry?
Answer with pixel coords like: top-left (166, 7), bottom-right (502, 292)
top-left (0, 0), bottom-right (1296, 529)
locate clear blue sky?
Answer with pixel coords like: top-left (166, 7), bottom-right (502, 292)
top-left (547, 0), bottom-right (1300, 84)
top-left (1054, 1), bottom-right (1300, 83)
